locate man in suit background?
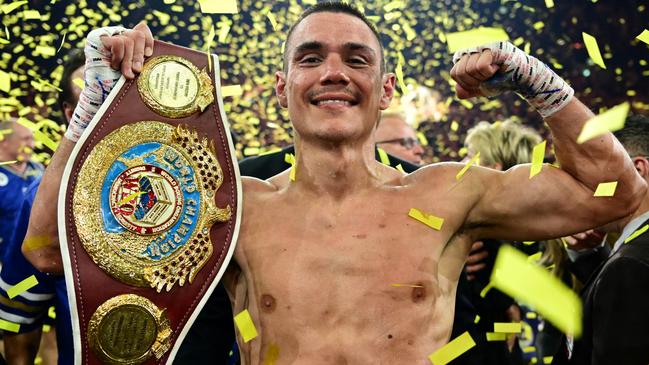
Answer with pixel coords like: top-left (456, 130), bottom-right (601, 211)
top-left (554, 114), bottom-right (649, 365)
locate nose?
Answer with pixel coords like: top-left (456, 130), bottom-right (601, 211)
top-left (319, 55), bottom-right (350, 85)
top-left (412, 143), bottom-right (425, 157)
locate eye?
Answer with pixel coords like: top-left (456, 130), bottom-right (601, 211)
top-left (298, 55), bottom-right (322, 65)
top-left (348, 56), bottom-right (368, 65)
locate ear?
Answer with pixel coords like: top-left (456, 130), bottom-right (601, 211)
top-left (634, 156), bottom-right (649, 179)
top-left (63, 102), bottom-right (75, 123)
top-left (379, 73), bottom-right (396, 110)
top-left (275, 71), bottom-right (288, 108)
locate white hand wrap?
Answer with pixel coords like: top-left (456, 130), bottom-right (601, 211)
top-left (453, 41), bottom-right (574, 118)
top-left (64, 26), bottom-right (127, 142)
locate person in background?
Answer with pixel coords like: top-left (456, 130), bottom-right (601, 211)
top-left (0, 48), bottom-right (84, 365)
top-left (554, 114), bottom-right (649, 365)
top-left (0, 119), bottom-right (42, 260)
top-left (462, 119), bottom-right (544, 365)
top-left (374, 110), bottom-right (425, 165)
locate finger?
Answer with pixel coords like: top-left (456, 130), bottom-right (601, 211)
top-left (574, 232), bottom-right (587, 240)
top-left (470, 241), bottom-right (484, 251)
top-left (456, 54), bottom-right (483, 89)
top-left (119, 35), bottom-right (135, 79)
top-left (106, 37), bottom-right (125, 71)
top-left (134, 21), bottom-right (154, 57)
top-left (455, 83), bottom-right (481, 99)
top-left (564, 236), bottom-right (577, 245)
top-left (465, 263), bottom-right (486, 274)
top-left (126, 29), bottom-right (146, 73)
top-left (467, 250), bottom-right (489, 264)
top-left (473, 50), bottom-right (499, 80)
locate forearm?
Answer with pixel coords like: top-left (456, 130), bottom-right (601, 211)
top-left (3, 330), bottom-right (41, 365)
top-left (22, 138), bottom-right (75, 274)
top-left (547, 98), bottom-right (646, 202)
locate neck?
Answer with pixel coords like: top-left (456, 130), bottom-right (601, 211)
top-left (291, 137), bottom-right (383, 199)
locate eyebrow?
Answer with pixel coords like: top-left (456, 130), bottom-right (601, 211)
top-left (292, 41), bottom-right (377, 58)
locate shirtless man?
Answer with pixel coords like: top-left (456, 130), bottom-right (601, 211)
top-left (24, 3), bottom-right (646, 364)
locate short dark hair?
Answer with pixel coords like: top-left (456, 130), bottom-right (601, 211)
top-left (58, 48), bottom-right (85, 114)
top-left (614, 114), bottom-right (649, 157)
top-left (283, 1), bottom-right (385, 74)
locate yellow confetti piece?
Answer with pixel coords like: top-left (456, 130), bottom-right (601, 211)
top-left (402, 21), bottom-right (416, 41)
top-left (0, 70), bottom-right (11, 93)
top-left (624, 224), bottom-right (649, 244)
top-left (222, 85), bottom-right (243, 98)
top-left (526, 312), bottom-right (538, 319)
top-left (395, 164), bottom-right (405, 173)
top-left (23, 10), bottom-right (41, 20)
top-left (72, 77), bottom-right (84, 90)
top-left (544, 0), bottom-right (554, 8)
top-left (480, 282), bottom-right (493, 298)
top-left (284, 153), bottom-right (296, 182)
top-left (42, 324), bottom-right (51, 332)
top-left (56, 31), bottom-right (67, 53)
top-left (450, 121), bottom-right (459, 132)
top-left (234, 309), bottom-right (258, 343)
top-left (456, 152), bottom-right (480, 181)
top-left (198, 0), bottom-right (238, 14)
top-left (22, 236), bottom-right (52, 252)
top-left (593, 181), bottom-right (617, 197)
top-left (377, 147), bottom-right (390, 165)
top-left (218, 23), bottom-right (231, 44)
top-left (266, 12), bottom-right (278, 31)
top-left (34, 130), bottom-right (59, 151)
top-left (7, 275), bottom-right (39, 299)
top-left (395, 59), bottom-right (408, 93)
top-left (263, 344), bottom-right (280, 365)
top-left (491, 245), bottom-right (582, 337)
top-left (384, 1), bottom-right (406, 12)
top-left (390, 283), bottom-right (424, 288)
top-left (523, 241), bottom-right (535, 245)
top-left (523, 346), bottom-right (536, 353)
top-left (529, 140), bottom-right (546, 178)
top-left (0, 319), bottom-right (20, 333)
top-left (486, 332), bottom-right (507, 341)
top-left (445, 27), bottom-right (510, 53)
top-left (416, 132), bottom-right (428, 146)
top-left (637, 30), bottom-right (649, 46)
top-left (577, 102), bottom-right (629, 144)
top-left (1, 1), bottom-right (27, 14)
top-left (543, 356), bottom-right (553, 364)
top-left (35, 46), bottom-right (57, 57)
top-left (408, 208), bottom-right (444, 231)
top-left (582, 32), bottom-right (606, 69)
top-left (428, 331), bottom-right (476, 365)
top-left (494, 322), bottom-right (522, 333)
top-left (474, 315), bottom-right (480, 324)
top-left (48, 306), bottom-right (56, 319)
top-left (527, 252), bottom-right (542, 262)
top-left (0, 160), bottom-right (17, 166)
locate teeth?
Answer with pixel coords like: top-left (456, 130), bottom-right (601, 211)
top-left (317, 99), bottom-right (351, 106)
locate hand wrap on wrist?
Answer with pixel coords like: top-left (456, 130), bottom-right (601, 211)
top-left (64, 26), bottom-right (127, 142)
top-left (453, 41), bottom-right (574, 118)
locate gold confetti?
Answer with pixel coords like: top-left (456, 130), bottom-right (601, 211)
top-left (624, 224), bottom-right (649, 244)
top-left (445, 27), bottom-right (509, 53)
top-left (529, 140), bottom-right (546, 178)
top-left (198, 0), bottom-right (238, 14)
top-left (377, 147), bottom-right (390, 165)
top-left (456, 152), bottom-right (480, 180)
top-left (7, 275), bottom-right (39, 299)
top-left (234, 309), bottom-right (258, 343)
top-left (72, 77), bottom-right (84, 90)
top-left (593, 181), bottom-right (617, 197)
top-left (0, 319), bottom-right (20, 333)
top-left (23, 9), bottom-right (41, 20)
top-left (582, 32), bottom-right (606, 69)
top-left (486, 332), bottom-right (507, 341)
top-left (0, 160), bottom-right (17, 166)
top-left (263, 344), bottom-right (280, 365)
top-left (491, 245), bottom-right (582, 337)
top-left (408, 208), bottom-right (444, 230)
top-left (428, 331), bottom-right (476, 365)
top-left (577, 102), bottom-right (629, 144)
top-left (222, 85), bottom-right (243, 98)
top-left (494, 322), bottom-right (522, 333)
top-left (395, 164), bottom-right (405, 173)
top-left (284, 153), bottom-right (296, 182)
top-left (637, 29), bottom-right (649, 45)
top-left (0, 70), bottom-right (11, 93)
top-left (544, 0), bottom-right (554, 8)
top-left (1, 1), bottom-right (27, 14)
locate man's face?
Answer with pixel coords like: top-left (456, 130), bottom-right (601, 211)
top-left (1, 124), bottom-right (34, 162)
top-left (276, 12), bottom-right (395, 144)
top-left (375, 116), bottom-right (425, 165)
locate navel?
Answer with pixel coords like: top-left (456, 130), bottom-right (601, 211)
top-left (352, 233), bottom-right (367, 239)
top-left (378, 223), bottom-right (386, 229)
top-left (411, 284), bottom-right (426, 303)
top-left (261, 294), bottom-right (276, 313)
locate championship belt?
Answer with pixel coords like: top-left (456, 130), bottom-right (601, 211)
top-left (59, 41), bottom-right (241, 364)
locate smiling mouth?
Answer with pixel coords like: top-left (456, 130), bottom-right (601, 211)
top-left (312, 99), bottom-right (355, 107)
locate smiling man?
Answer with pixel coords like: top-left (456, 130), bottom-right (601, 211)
top-left (25, 2), bottom-right (646, 364)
